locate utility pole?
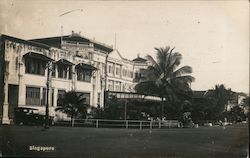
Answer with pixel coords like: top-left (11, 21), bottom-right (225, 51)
top-left (44, 61), bottom-right (52, 129)
top-left (114, 33), bottom-right (117, 49)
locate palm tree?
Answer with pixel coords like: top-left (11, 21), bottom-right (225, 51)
top-left (135, 46), bottom-right (195, 118)
top-left (56, 91), bottom-right (89, 124)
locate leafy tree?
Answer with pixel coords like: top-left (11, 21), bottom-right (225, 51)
top-left (89, 105), bottom-right (105, 119)
top-left (191, 97), bottom-right (217, 123)
top-left (135, 46), bottom-right (194, 118)
top-left (242, 96), bottom-right (249, 108)
top-left (56, 91), bottom-right (89, 123)
top-left (227, 105), bottom-right (245, 122)
top-left (224, 96), bottom-right (249, 122)
top-left (104, 96), bottom-right (125, 120)
top-left (213, 84), bottom-right (232, 120)
top-left (242, 96), bottom-right (249, 118)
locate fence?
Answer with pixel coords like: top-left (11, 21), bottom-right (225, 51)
top-left (54, 119), bottom-right (181, 129)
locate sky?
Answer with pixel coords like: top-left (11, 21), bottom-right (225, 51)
top-left (0, 0), bottom-right (249, 94)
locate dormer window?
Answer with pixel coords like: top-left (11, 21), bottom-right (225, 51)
top-left (24, 52), bottom-right (53, 76)
top-left (56, 59), bottom-right (74, 80)
top-left (76, 63), bottom-right (97, 82)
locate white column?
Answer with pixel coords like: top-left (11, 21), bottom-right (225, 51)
top-left (72, 65), bottom-right (76, 91)
top-left (54, 88), bottom-right (58, 107)
top-left (40, 87), bottom-right (43, 105)
top-left (55, 64), bottom-right (58, 78)
top-left (18, 62), bottom-right (25, 106)
top-left (2, 73), bottom-right (10, 124)
top-left (113, 63), bottom-right (116, 77)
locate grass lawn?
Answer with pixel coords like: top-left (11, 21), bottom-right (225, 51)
top-left (0, 124), bottom-right (248, 158)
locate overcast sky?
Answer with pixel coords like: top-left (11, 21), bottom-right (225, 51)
top-left (0, 0), bottom-right (249, 93)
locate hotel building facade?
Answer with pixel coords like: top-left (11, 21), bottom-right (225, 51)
top-left (0, 32), bottom-right (148, 124)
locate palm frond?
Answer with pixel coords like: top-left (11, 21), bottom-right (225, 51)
top-left (143, 66), bottom-right (162, 81)
top-left (165, 47), bottom-right (175, 70)
top-left (171, 75), bottom-right (195, 83)
top-left (170, 52), bottom-right (182, 67)
top-left (155, 47), bottom-right (170, 71)
top-left (172, 66), bottom-right (193, 77)
top-left (165, 52), bottom-right (182, 73)
top-left (146, 55), bottom-right (162, 74)
top-left (135, 81), bottom-right (161, 96)
top-left (155, 47), bottom-right (169, 63)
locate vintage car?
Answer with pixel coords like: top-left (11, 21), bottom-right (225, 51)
top-left (14, 107), bottom-right (54, 125)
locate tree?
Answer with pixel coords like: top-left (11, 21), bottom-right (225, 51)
top-left (213, 84), bottom-right (231, 120)
top-left (104, 96), bottom-right (125, 120)
top-left (56, 91), bottom-right (89, 123)
top-left (89, 105), bottom-right (105, 119)
top-left (191, 97), bottom-right (217, 123)
top-left (242, 96), bottom-right (249, 119)
top-left (242, 96), bottom-right (249, 108)
top-left (135, 46), bottom-right (195, 118)
top-left (227, 105), bottom-right (245, 122)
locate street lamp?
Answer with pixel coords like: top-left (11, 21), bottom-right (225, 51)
top-left (44, 61), bottom-right (53, 129)
top-left (59, 9), bottom-right (83, 17)
top-left (59, 9), bottom-right (84, 41)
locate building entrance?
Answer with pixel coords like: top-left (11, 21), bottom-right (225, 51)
top-left (8, 84), bottom-right (19, 119)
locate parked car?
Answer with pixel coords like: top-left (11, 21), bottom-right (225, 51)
top-left (14, 107), bottom-right (54, 126)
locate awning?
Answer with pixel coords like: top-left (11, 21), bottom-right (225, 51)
top-left (76, 63), bottom-right (97, 71)
top-left (23, 52), bottom-right (54, 61)
top-left (56, 59), bottom-right (74, 66)
top-left (106, 91), bottom-right (162, 101)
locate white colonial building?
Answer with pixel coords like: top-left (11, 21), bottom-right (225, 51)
top-left (0, 32), bottom-right (150, 124)
top-left (106, 49), bottom-right (134, 92)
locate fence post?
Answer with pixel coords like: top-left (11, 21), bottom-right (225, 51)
top-left (96, 119), bottom-right (99, 128)
top-left (140, 121), bottom-right (142, 130)
top-left (126, 120), bottom-right (128, 129)
top-left (150, 120), bottom-right (152, 129)
top-left (159, 120), bottom-right (161, 129)
top-left (72, 118), bottom-right (74, 127)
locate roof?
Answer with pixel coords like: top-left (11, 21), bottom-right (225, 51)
top-left (23, 52), bottom-right (54, 61)
top-left (203, 90), bottom-right (214, 97)
top-left (1, 34), bottom-right (51, 49)
top-left (192, 91), bottom-right (206, 98)
top-left (192, 90), bottom-right (216, 98)
top-left (93, 42), bottom-right (113, 53)
top-left (56, 59), bottom-right (74, 65)
top-left (30, 35), bottom-right (113, 53)
top-left (76, 63), bottom-right (97, 71)
top-left (109, 49), bottom-right (123, 60)
top-left (132, 57), bottom-right (147, 63)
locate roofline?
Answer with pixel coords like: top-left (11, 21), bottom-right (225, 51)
top-left (1, 34), bottom-right (51, 49)
top-left (29, 34), bottom-right (113, 51)
top-left (132, 57), bottom-right (147, 62)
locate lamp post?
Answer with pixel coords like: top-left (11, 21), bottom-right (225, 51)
top-left (44, 61), bottom-right (52, 129)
